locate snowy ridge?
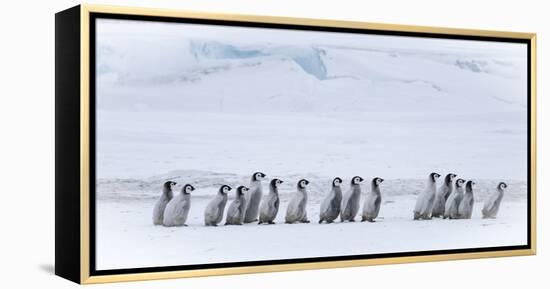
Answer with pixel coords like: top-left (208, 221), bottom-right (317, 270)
top-left (97, 38), bottom-right (527, 113)
top-left (99, 39), bottom-right (524, 86)
top-left (189, 41), bottom-right (329, 80)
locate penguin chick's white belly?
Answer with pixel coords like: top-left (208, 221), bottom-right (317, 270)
top-left (244, 184), bottom-right (262, 223)
top-left (482, 191), bottom-right (504, 218)
top-left (285, 193), bottom-right (308, 223)
top-left (444, 191), bottom-right (463, 219)
top-left (362, 193), bottom-right (381, 222)
top-left (414, 188), bottom-right (435, 220)
top-left (259, 193), bottom-right (279, 224)
top-left (163, 194), bottom-right (191, 226)
top-left (225, 197), bottom-right (247, 225)
top-left (152, 196), bottom-right (171, 225)
top-left (204, 195), bottom-right (228, 226)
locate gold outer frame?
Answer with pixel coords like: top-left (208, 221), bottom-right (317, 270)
top-left (78, 4), bottom-right (537, 284)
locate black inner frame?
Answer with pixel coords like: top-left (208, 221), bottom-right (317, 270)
top-left (89, 12), bottom-right (532, 276)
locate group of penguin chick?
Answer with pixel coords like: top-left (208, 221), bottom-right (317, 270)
top-left (153, 171), bottom-right (507, 227)
top-left (413, 172), bottom-right (507, 220)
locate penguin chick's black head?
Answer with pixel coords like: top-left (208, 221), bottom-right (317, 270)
top-left (351, 176), bottom-right (364, 185)
top-left (466, 180), bottom-right (475, 190)
top-left (455, 179), bottom-right (465, 187)
top-left (163, 181), bottom-right (177, 190)
top-left (252, 172), bottom-right (267, 181)
top-left (430, 172), bottom-right (441, 182)
top-left (332, 177), bottom-right (343, 187)
top-left (270, 178), bottom-right (283, 188)
top-left (298, 179), bottom-right (310, 189)
top-left (236, 186), bottom-right (249, 195)
top-left (445, 173), bottom-right (457, 184)
top-left (498, 182), bottom-right (508, 190)
top-left (182, 184), bottom-right (195, 194)
top-left (372, 177), bottom-right (384, 186)
top-left (220, 185), bottom-right (232, 194)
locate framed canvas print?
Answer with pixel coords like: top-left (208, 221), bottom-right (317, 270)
top-left (55, 4), bottom-right (537, 284)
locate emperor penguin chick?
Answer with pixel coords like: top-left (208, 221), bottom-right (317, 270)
top-left (458, 180), bottom-right (475, 219)
top-left (413, 172), bottom-right (441, 220)
top-left (204, 185), bottom-right (231, 226)
top-left (259, 178), bottom-right (283, 224)
top-left (225, 186), bottom-right (249, 225)
top-left (152, 181), bottom-right (176, 225)
top-left (432, 173), bottom-right (457, 218)
top-left (244, 172), bottom-right (266, 223)
top-left (163, 184), bottom-right (194, 227)
top-left (340, 176), bottom-right (364, 222)
top-left (482, 182), bottom-right (507, 219)
top-left (319, 177), bottom-right (343, 224)
top-left (285, 179), bottom-right (310, 224)
top-left (444, 179), bottom-right (465, 219)
top-left (361, 177), bottom-right (384, 222)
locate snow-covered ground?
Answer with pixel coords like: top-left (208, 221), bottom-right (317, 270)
top-left (94, 19), bottom-right (529, 270)
top-left (96, 174), bottom-right (527, 270)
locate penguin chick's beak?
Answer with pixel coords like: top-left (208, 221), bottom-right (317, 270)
top-left (380, 178), bottom-right (384, 182)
